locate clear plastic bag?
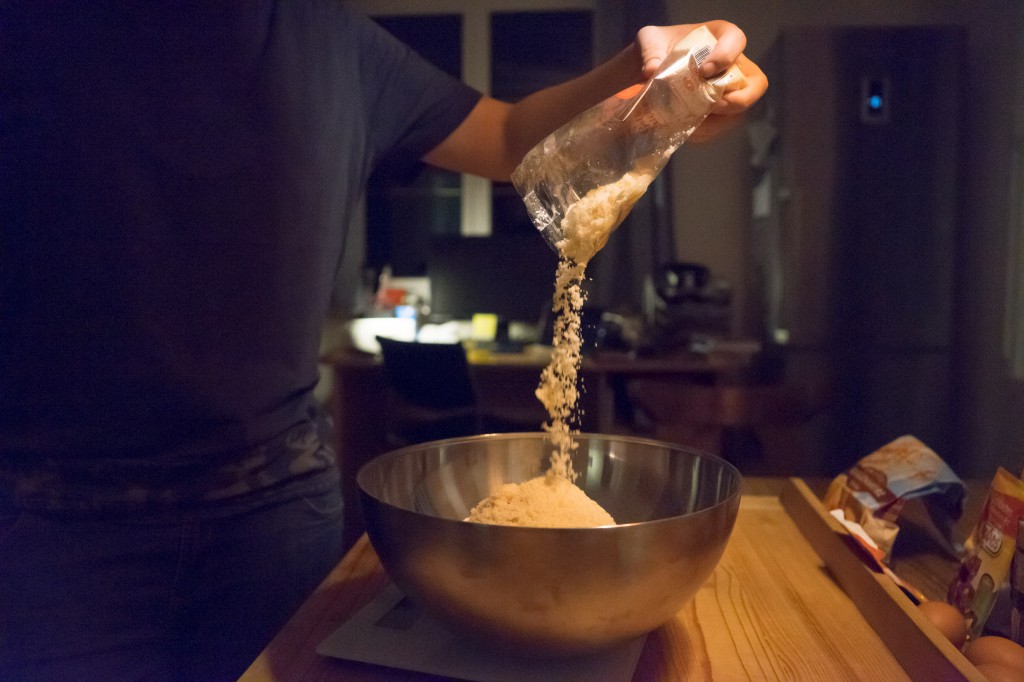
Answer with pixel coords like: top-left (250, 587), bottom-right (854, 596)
top-left (511, 25), bottom-right (744, 263)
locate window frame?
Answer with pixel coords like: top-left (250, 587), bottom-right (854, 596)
top-left (348, 0), bottom-right (596, 237)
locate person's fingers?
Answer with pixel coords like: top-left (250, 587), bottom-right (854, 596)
top-left (636, 24), bottom-right (695, 79)
top-left (710, 54), bottom-right (768, 114)
top-left (636, 21), bottom-right (747, 80)
top-left (698, 20), bottom-right (747, 79)
top-left (633, 21), bottom-right (767, 129)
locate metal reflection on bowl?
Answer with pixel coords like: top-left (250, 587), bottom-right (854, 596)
top-left (357, 432), bottom-right (741, 657)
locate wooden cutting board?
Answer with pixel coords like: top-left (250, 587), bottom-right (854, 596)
top-left (239, 479), bottom-right (985, 681)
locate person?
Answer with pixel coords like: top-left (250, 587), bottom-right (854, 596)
top-left (0, 3), bottom-right (767, 681)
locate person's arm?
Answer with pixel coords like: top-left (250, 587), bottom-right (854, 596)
top-left (423, 20), bottom-right (768, 182)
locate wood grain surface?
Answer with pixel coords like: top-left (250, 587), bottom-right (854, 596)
top-left (238, 480), bottom-right (980, 681)
top-left (630, 494), bottom-right (910, 681)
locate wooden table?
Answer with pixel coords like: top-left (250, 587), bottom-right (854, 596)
top-left (326, 346), bottom-right (756, 445)
top-left (238, 477), bottom-right (989, 682)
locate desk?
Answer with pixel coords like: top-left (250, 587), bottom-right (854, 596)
top-left (238, 477), bottom-right (988, 682)
top-left (325, 347), bottom-right (756, 548)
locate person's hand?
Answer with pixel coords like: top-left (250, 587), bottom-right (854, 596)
top-left (636, 21), bottom-right (768, 141)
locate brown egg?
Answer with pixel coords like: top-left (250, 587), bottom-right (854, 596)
top-left (965, 635), bottom-right (1024, 672)
top-left (974, 662), bottom-right (1024, 682)
top-left (917, 600), bottom-right (968, 648)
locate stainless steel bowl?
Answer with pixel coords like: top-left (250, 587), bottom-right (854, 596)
top-left (357, 432), bottom-right (741, 657)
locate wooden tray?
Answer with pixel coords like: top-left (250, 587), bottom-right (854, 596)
top-left (775, 479), bottom-right (984, 682)
top-left (239, 479), bottom-right (986, 681)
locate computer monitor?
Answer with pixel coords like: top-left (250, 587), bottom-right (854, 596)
top-left (427, 236), bottom-right (556, 323)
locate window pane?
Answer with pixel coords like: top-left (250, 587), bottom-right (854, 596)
top-left (491, 11), bottom-right (593, 237)
top-left (490, 11), bottom-right (592, 102)
top-left (367, 15), bottom-right (463, 275)
top-left (374, 15), bottom-right (462, 78)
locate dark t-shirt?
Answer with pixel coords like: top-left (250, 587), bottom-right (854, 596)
top-left (0, 2), bottom-right (481, 512)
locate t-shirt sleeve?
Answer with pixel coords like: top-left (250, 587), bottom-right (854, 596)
top-left (353, 14), bottom-right (483, 177)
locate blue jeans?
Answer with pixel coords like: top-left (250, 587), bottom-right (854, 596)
top-left (0, 485), bottom-right (345, 682)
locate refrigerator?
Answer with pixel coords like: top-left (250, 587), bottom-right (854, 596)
top-left (746, 26), bottom-right (965, 473)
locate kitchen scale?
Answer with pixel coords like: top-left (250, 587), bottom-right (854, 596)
top-left (316, 584), bottom-right (646, 682)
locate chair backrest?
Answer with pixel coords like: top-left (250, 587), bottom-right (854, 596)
top-left (375, 336), bottom-right (477, 410)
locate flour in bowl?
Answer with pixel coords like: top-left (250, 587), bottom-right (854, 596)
top-left (466, 474), bottom-right (615, 527)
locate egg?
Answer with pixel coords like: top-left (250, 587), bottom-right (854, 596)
top-left (917, 600), bottom-right (968, 648)
top-left (965, 636), bottom-right (1024, 673)
top-left (974, 662), bottom-right (1024, 682)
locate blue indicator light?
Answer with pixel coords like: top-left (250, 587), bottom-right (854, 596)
top-left (861, 76), bottom-right (890, 124)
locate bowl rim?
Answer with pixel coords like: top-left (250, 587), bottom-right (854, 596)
top-left (356, 432), bottom-right (743, 530)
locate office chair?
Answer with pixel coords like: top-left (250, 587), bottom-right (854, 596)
top-left (375, 336), bottom-right (539, 446)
